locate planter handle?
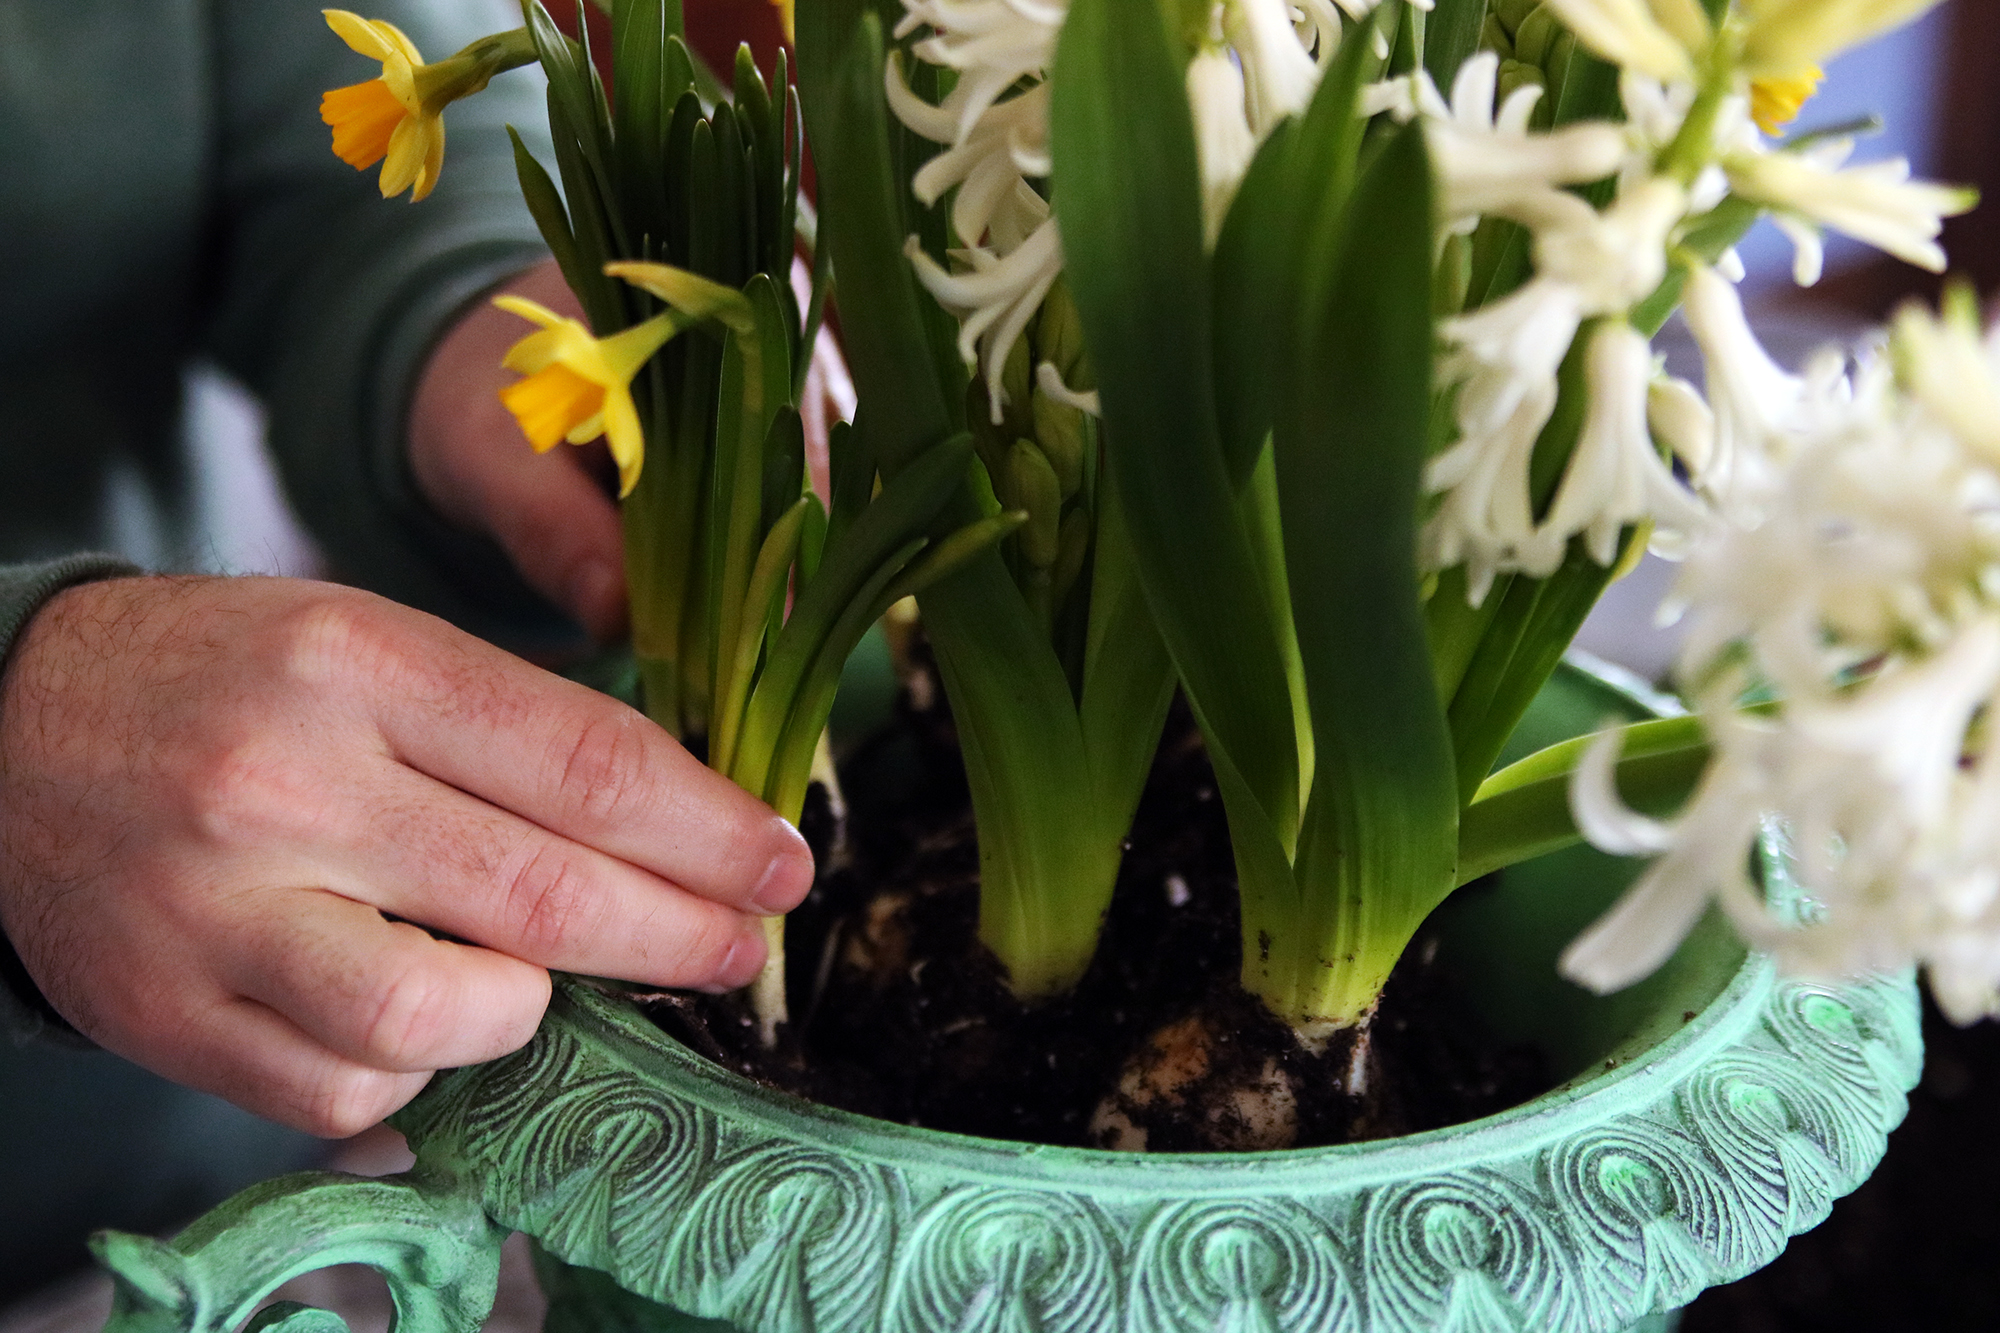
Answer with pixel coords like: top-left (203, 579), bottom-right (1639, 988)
top-left (90, 1165), bottom-right (505, 1333)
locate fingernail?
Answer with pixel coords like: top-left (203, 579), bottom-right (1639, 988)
top-left (749, 818), bottom-right (814, 916)
top-left (702, 931), bottom-right (766, 993)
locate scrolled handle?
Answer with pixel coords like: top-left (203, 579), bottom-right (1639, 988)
top-left (91, 1166), bottom-right (505, 1333)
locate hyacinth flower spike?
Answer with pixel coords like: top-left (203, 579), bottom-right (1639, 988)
top-left (320, 9), bottom-right (534, 201)
top-left (493, 297), bottom-right (689, 498)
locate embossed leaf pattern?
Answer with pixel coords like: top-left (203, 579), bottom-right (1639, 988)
top-left (379, 970), bottom-right (1921, 1333)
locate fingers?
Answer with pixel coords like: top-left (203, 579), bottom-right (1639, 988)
top-left (159, 995), bottom-right (438, 1138)
top-left (215, 887), bottom-right (551, 1073)
top-left (362, 623), bottom-right (814, 917)
top-left (303, 756), bottom-right (772, 989)
top-left (474, 447), bottom-right (629, 643)
top-left (407, 259), bottom-right (629, 643)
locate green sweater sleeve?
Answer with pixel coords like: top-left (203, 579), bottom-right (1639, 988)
top-left (0, 556), bottom-right (143, 1044)
top-left (202, 0), bottom-right (579, 652)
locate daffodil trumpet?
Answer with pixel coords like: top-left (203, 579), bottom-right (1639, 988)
top-left (320, 12), bottom-right (536, 200)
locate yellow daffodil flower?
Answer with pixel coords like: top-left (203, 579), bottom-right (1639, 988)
top-left (494, 297), bottom-right (683, 497)
top-left (1750, 67), bottom-right (1824, 137)
top-left (773, 0), bottom-right (795, 44)
top-left (321, 11), bottom-right (442, 200)
top-left (320, 12), bottom-right (535, 202)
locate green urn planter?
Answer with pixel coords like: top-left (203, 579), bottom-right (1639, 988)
top-left (88, 662), bottom-right (1923, 1333)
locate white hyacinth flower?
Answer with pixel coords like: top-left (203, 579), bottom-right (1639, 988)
top-left (889, 0), bottom-right (1337, 417)
top-left (1535, 322), bottom-right (1710, 570)
top-left (1425, 178), bottom-right (1689, 601)
top-left (906, 220), bottom-right (1066, 422)
top-left (1725, 137), bottom-right (1976, 284)
top-left (895, 0), bottom-right (1064, 142)
top-left (1738, 0), bottom-right (1946, 77)
top-left (1423, 53), bottom-right (1628, 230)
top-left (1538, 0), bottom-right (1702, 85)
top-left (1569, 289), bottom-right (2000, 1017)
top-left (1187, 45), bottom-right (1259, 248)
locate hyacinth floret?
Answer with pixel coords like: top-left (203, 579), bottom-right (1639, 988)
top-left (1567, 296), bottom-right (2000, 1024)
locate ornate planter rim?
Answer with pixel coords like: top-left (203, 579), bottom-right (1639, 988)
top-left (523, 948), bottom-right (1779, 1190)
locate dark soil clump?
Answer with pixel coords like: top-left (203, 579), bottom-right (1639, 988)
top-left (638, 656), bottom-right (1552, 1150)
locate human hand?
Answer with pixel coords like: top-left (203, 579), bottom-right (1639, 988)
top-left (408, 260), bottom-right (630, 643)
top-left (0, 576), bottom-right (812, 1136)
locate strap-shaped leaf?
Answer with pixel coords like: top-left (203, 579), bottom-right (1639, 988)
top-left (1424, 0), bottom-right (1492, 91)
top-left (795, 0), bottom-right (957, 472)
top-left (611, 0), bottom-right (670, 230)
top-left (1272, 123), bottom-right (1459, 1027)
top-left (733, 433), bottom-right (979, 797)
top-left (1457, 714), bottom-right (1710, 883)
top-left (1053, 0), bottom-right (1300, 846)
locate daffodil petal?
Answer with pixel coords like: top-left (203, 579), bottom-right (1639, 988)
top-left (369, 16), bottom-right (426, 66)
top-left (380, 115), bottom-right (428, 197)
top-left (412, 118), bottom-right (445, 201)
top-left (492, 294), bottom-right (572, 331)
top-left (602, 389), bottom-right (646, 496)
top-left (324, 9), bottom-right (401, 61)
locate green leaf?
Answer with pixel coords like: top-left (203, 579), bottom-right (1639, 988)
top-left (872, 511), bottom-right (1029, 616)
top-left (1424, 0), bottom-right (1492, 91)
top-left (715, 495), bottom-right (816, 776)
top-left (508, 127), bottom-right (614, 327)
top-left (795, 0), bottom-right (958, 472)
top-left (762, 407), bottom-right (808, 537)
top-left (1053, 0), bottom-right (1300, 846)
top-left (525, 1), bottom-right (626, 254)
top-left (611, 0), bottom-right (670, 231)
top-left (545, 92), bottom-right (628, 329)
top-left (1457, 714), bottom-right (1711, 883)
top-left (1265, 122), bottom-right (1458, 1029)
top-left (710, 102), bottom-right (750, 285)
top-left (664, 89), bottom-right (704, 265)
top-left (1212, 4), bottom-right (1387, 487)
top-left (733, 434), bottom-right (979, 798)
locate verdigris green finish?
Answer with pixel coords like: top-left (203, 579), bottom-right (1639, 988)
top-left (90, 662), bottom-right (1925, 1333)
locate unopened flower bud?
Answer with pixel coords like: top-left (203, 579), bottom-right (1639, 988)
top-left (1008, 439), bottom-right (1064, 570)
top-left (1031, 391), bottom-right (1089, 500)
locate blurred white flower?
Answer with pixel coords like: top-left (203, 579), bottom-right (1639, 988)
top-left (1725, 137), bottom-right (1976, 284)
top-left (1421, 53), bottom-right (1628, 230)
top-left (1188, 45), bottom-right (1258, 246)
top-left (1893, 301), bottom-right (2000, 461)
top-left (1227, 0), bottom-right (1323, 134)
top-left (1569, 289), bottom-right (2000, 1020)
top-left (1539, 0), bottom-right (1701, 84)
top-left (1738, 0), bottom-right (1947, 77)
